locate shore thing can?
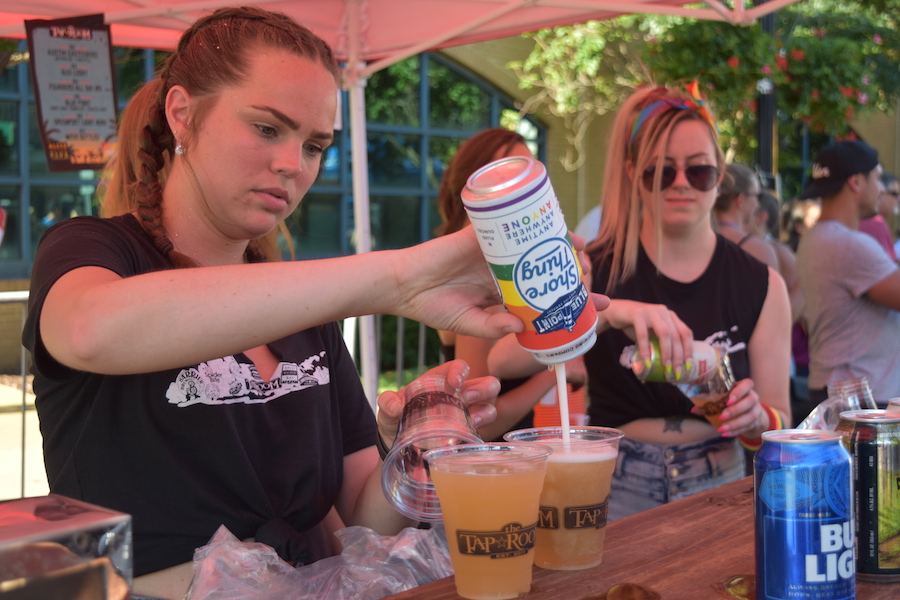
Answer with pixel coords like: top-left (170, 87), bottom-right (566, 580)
top-left (755, 430), bottom-right (855, 600)
top-left (461, 156), bottom-right (597, 364)
top-left (836, 409), bottom-right (900, 582)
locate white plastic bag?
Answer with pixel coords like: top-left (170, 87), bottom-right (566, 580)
top-left (184, 524), bottom-right (452, 600)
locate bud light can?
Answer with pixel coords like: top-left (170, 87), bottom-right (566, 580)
top-left (755, 430), bottom-right (854, 600)
top-left (836, 409), bottom-right (900, 582)
top-left (461, 156), bottom-right (597, 364)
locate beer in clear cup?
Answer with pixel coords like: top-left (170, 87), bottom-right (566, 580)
top-left (424, 443), bottom-right (550, 600)
top-left (503, 426), bottom-right (623, 570)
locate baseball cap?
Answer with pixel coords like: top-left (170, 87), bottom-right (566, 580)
top-left (799, 140), bottom-right (880, 199)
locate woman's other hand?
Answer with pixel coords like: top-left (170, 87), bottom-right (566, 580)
top-left (713, 378), bottom-right (767, 439)
top-left (601, 299), bottom-right (694, 375)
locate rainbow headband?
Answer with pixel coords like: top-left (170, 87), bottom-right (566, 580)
top-left (628, 82), bottom-right (717, 154)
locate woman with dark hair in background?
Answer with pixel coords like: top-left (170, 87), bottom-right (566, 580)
top-left (749, 190), bottom-right (803, 324)
top-left (749, 190), bottom-right (812, 424)
top-left (714, 162), bottom-right (779, 270)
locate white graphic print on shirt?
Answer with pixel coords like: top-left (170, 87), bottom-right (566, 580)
top-left (166, 352), bottom-right (330, 407)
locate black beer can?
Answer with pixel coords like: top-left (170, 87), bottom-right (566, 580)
top-left (836, 409), bottom-right (900, 582)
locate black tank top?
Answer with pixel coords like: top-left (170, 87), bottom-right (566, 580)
top-left (584, 235), bottom-right (769, 428)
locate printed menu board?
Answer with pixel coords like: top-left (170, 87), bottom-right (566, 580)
top-left (25, 14), bottom-right (118, 171)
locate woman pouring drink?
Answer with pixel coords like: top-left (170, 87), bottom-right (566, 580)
top-left (21, 7), bottom-right (605, 599)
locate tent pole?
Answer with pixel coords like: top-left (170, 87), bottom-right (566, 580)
top-left (348, 72), bottom-right (379, 410)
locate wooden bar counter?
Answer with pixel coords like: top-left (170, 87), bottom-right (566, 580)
top-left (384, 476), bottom-right (897, 599)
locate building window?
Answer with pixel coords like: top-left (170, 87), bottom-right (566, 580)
top-left (287, 52), bottom-right (545, 258)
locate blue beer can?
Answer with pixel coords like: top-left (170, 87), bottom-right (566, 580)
top-left (755, 430), bottom-right (855, 600)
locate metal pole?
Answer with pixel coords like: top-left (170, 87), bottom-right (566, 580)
top-left (0, 290), bottom-right (31, 498)
top-left (395, 317), bottom-right (404, 390)
top-left (20, 302), bottom-right (26, 498)
top-left (756, 0), bottom-right (777, 182)
top-left (347, 72), bottom-right (379, 409)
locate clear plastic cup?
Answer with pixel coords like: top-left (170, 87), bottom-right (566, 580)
top-left (381, 375), bottom-right (483, 521)
top-left (503, 426), bottom-right (623, 570)
top-left (677, 352), bottom-right (735, 430)
top-left (424, 443), bottom-right (551, 600)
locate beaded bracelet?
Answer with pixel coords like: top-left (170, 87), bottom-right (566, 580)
top-left (738, 404), bottom-right (784, 452)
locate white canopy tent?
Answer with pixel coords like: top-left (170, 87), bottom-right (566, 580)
top-left (0, 0), bottom-right (800, 401)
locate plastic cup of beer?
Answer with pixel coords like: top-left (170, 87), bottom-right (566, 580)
top-left (503, 426), bottom-right (623, 570)
top-left (424, 443), bottom-right (551, 600)
top-left (677, 353), bottom-right (734, 430)
top-left (686, 391), bottom-right (730, 428)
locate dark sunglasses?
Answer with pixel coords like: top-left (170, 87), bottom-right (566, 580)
top-left (641, 165), bottom-right (719, 192)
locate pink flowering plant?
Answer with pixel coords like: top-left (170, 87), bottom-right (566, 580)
top-left (775, 32), bottom-right (879, 133)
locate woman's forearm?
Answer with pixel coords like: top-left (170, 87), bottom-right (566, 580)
top-left (41, 253), bottom-right (405, 374)
top-left (40, 229), bottom-right (520, 375)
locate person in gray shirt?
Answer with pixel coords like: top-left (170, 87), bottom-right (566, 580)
top-left (796, 140), bottom-right (900, 404)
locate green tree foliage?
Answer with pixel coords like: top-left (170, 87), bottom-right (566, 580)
top-left (644, 19), bottom-right (776, 161)
top-left (510, 1), bottom-right (900, 171)
top-left (646, 0), bottom-right (899, 190)
top-left (365, 55), bottom-right (495, 192)
top-left (366, 56), bottom-right (422, 127)
top-left (0, 39), bottom-right (18, 72)
top-left (508, 17), bottom-right (648, 170)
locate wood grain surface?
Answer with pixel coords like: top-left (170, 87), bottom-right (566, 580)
top-left (383, 476), bottom-right (898, 599)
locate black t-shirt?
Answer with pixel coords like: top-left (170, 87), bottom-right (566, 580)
top-left (22, 215), bottom-right (377, 575)
top-left (585, 235), bottom-right (769, 428)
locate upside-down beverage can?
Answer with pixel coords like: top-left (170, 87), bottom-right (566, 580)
top-left (631, 338), bottom-right (723, 384)
top-left (461, 156), bottom-right (597, 364)
top-left (836, 409), bottom-right (900, 582)
top-left (754, 430), bottom-right (855, 600)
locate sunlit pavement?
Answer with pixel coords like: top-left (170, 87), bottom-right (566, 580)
top-left (0, 385), bottom-right (49, 501)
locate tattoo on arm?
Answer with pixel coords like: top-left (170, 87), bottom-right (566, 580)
top-left (663, 416), bottom-right (685, 434)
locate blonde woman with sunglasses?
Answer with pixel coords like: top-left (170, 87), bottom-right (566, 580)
top-left (582, 84), bottom-right (791, 519)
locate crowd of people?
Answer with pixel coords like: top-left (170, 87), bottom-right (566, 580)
top-left (19, 6), bottom-right (899, 599)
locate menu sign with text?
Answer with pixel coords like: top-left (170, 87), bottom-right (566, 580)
top-left (25, 14), bottom-right (118, 171)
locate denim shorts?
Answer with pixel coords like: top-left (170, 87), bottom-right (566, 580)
top-left (608, 435), bottom-right (745, 521)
